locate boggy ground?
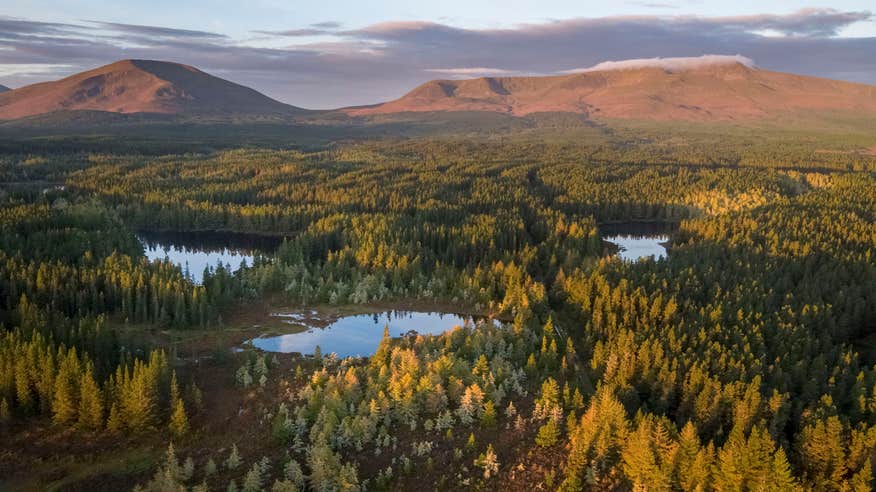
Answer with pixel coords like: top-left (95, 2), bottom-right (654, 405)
top-left (0, 301), bottom-right (551, 491)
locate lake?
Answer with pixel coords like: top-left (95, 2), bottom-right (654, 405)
top-left (602, 222), bottom-right (676, 262)
top-left (251, 310), bottom-right (489, 358)
top-left (139, 230), bottom-right (282, 283)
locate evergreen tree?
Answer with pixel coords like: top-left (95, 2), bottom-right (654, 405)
top-left (106, 402), bottom-right (123, 433)
top-left (475, 444), bottom-right (500, 479)
top-left (226, 444), bottom-right (242, 470)
top-left (169, 398), bottom-right (189, 437)
top-left (77, 367), bottom-right (104, 430)
top-left (52, 349), bottom-right (80, 426)
top-left (204, 458), bottom-right (217, 477)
top-left (481, 400), bottom-right (497, 427)
top-left (535, 418), bottom-right (560, 447)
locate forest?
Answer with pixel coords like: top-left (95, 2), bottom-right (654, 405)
top-left (0, 129), bottom-right (874, 491)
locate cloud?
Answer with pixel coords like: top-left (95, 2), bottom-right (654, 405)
top-left (0, 63), bottom-right (73, 78)
top-left (310, 21), bottom-right (342, 30)
top-left (423, 67), bottom-right (520, 77)
top-left (256, 21), bottom-right (343, 37)
top-left (626, 2), bottom-right (679, 9)
top-left (0, 9), bottom-right (873, 108)
top-left (86, 21), bottom-right (227, 39)
top-left (254, 28), bottom-right (333, 37)
top-left (563, 54), bottom-right (756, 73)
top-left (705, 8), bottom-right (871, 37)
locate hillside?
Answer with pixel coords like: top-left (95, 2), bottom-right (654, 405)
top-left (346, 62), bottom-right (876, 121)
top-left (0, 60), bottom-right (297, 120)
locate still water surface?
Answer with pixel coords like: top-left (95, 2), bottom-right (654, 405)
top-left (602, 222), bottom-right (676, 262)
top-left (251, 311), bottom-right (486, 358)
top-left (139, 231), bottom-right (281, 283)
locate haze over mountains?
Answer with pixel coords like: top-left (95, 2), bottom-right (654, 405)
top-left (0, 60), bottom-right (296, 120)
top-left (1, 57), bottom-right (875, 124)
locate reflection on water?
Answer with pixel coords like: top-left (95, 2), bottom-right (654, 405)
top-left (602, 222), bottom-right (676, 262)
top-left (138, 231), bottom-right (281, 284)
top-left (251, 311), bottom-right (491, 358)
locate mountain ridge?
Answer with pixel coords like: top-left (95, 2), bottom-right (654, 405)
top-left (0, 60), bottom-right (298, 120)
top-left (344, 62), bottom-right (876, 121)
top-left (1, 59), bottom-right (875, 124)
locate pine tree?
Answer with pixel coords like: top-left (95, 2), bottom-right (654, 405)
top-left (187, 381), bottom-right (204, 413)
top-left (236, 365), bottom-right (252, 388)
top-left (204, 458), bottom-right (217, 476)
top-left (122, 360), bottom-right (158, 432)
top-left (77, 367), bottom-right (104, 430)
top-left (714, 426), bottom-right (747, 489)
top-left (621, 417), bottom-right (670, 490)
top-left (467, 432), bottom-right (476, 450)
top-left (770, 447), bottom-right (798, 491)
top-left (226, 444), bottom-right (242, 470)
top-left (474, 444), bottom-right (500, 479)
top-left (284, 458), bottom-right (305, 487)
top-left (170, 371), bottom-right (181, 407)
top-left (14, 359), bottom-right (33, 414)
top-left (254, 357), bottom-right (268, 379)
top-left (269, 480), bottom-right (298, 492)
top-left (536, 377), bottom-right (561, 419)
top-left (107, 402), bottom-right (123, 433)
top-left (675, 421), bottom-right (703, 489)
top-left (559, 389), bottom-right (629, 491)
top-left (797, 416), bottom-right (848, 489)
top-left (242, 460), bottom-right (265, 492)
top-left (482, 400), bottom-right (497, 427)
top-left (535, 418), bottom-right (560, 447)
top-left (337, 462), bottom-right (360, 491)
top-left (182, 457), bottom-right (195, 481)
top-left (505, 401), bottom-right (517, 419)
top-left (52, 350), bottom-right (80, 426)
top-left (169, 397), bottom-right (189, 437)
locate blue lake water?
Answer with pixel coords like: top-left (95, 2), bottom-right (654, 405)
top-left (251, 311), bottom-right (485, 358)
top-left (601, 222), bottom-right (675, 262)
top-left (606, 234), bottom-right (669, 261)
top-left (139, 231), bottom-right (280, 284)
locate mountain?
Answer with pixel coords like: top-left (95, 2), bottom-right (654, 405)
top-left (0, 60), bottom-right (297, 120)
top-left (0, 85), bottom-right (9, 93)
top-left (345, 62), bottom-right (876, 121)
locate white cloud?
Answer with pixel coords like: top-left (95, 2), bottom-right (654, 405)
top-left (562, 55), bottom-right (756, 74)
top-left (0, 63), bottom-right (73, 78)
top-left (424, 67), bottom-right (517, 77)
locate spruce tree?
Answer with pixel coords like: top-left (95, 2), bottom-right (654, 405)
top-left (77, 367), bottom-right (104, 430)
top-left (204, 458), bottom-right (217, 477)
top-left (771, 447), bottom-right (798, 491)
top-left (52, 352), bottom-right (79, 426)
top-left (107, 402), bottom-right (123, 433)
top-left (226, 444), bottom-right (242, 470)
top-left (481, 400), bottom-right (497, 427)
top-left (535, 418), bottom-right (560, 447)
top-left (169, 397), bottom-right (189, 437)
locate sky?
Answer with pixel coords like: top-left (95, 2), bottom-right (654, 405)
top-left (1, 1), bottom-right (874, 108)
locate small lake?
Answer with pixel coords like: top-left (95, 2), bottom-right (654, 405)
top-left (139, 230), bottom-right (282, 283)
top-left (602, 222), bottom-right (676, 262)
top-left (251, 310), bottom-right (487, 358)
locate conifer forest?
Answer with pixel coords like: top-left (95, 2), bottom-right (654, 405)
top-left (0, 125), bottom-right (874, 491)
